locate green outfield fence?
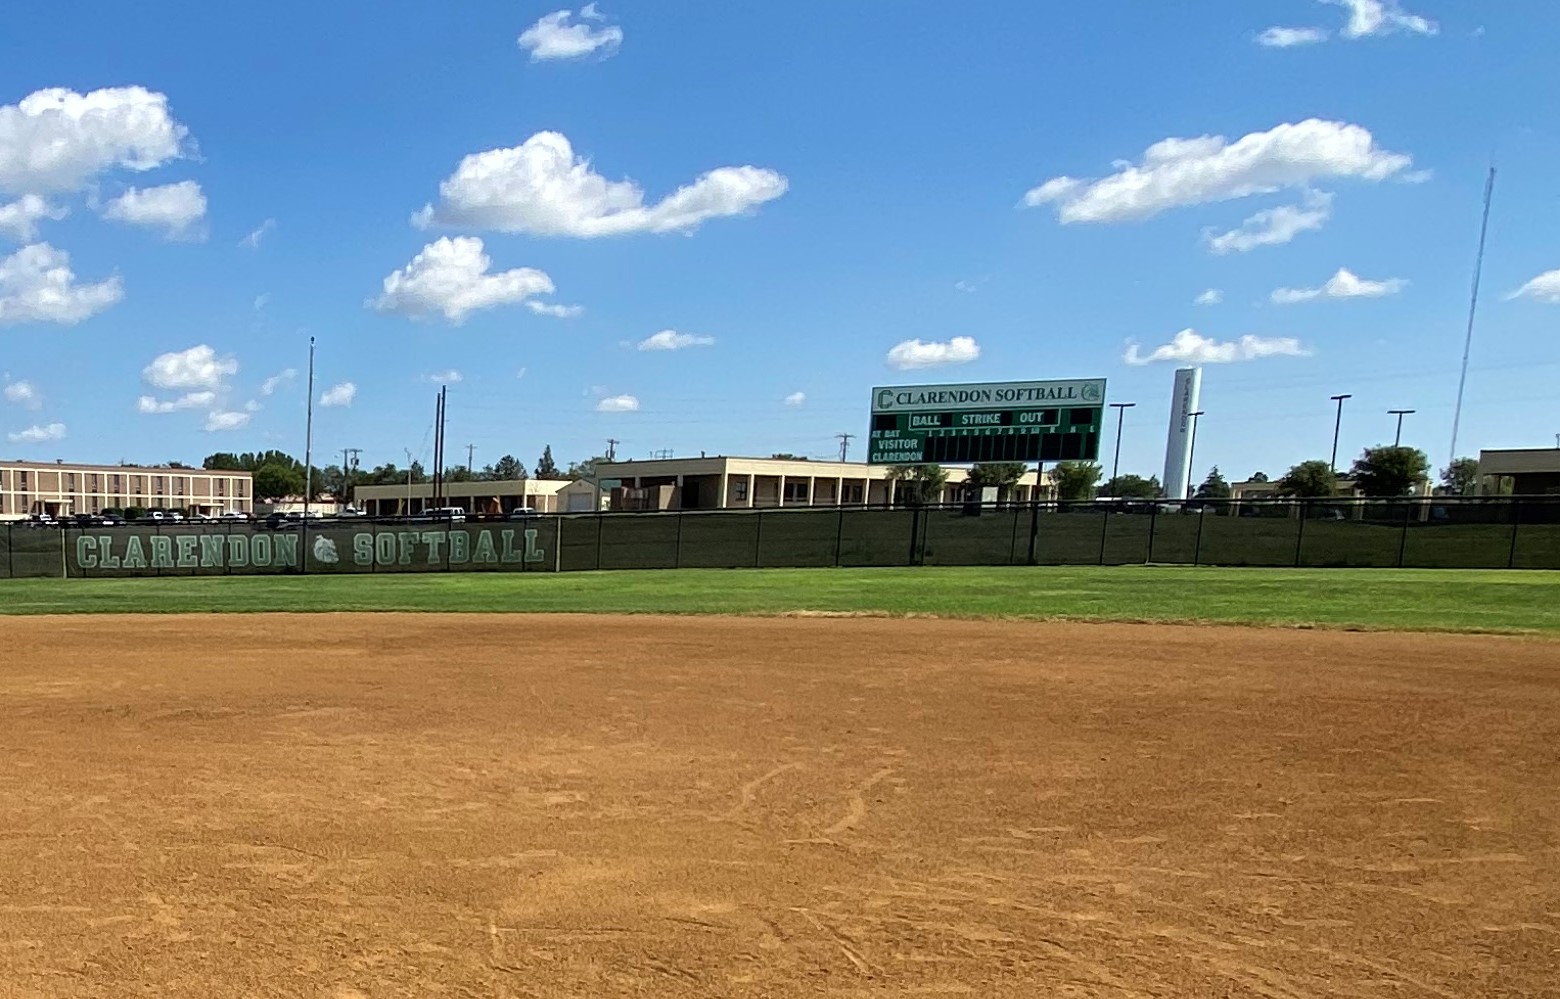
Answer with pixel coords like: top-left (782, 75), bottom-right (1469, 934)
top-left (3, 496), bottom-right (1559, 580)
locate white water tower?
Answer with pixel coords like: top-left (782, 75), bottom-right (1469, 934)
top-left (1161, 367), bottom-right (1202, 500)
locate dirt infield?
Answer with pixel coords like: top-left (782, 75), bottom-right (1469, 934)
top-left (1, 615), bottom-right (1556, 997)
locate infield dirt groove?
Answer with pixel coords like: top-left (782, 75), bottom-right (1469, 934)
top-left (1, 614), bottom-right (1556, 997)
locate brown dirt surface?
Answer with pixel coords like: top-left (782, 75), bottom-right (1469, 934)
top-left (1, 614), bottom-right (1557, 998)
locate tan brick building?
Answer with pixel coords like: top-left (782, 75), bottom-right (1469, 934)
top-left (0, 460), bottom-right (253, 520)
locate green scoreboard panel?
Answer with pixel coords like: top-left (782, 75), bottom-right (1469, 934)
top-left (868, 378), bottom-right (1106, 465)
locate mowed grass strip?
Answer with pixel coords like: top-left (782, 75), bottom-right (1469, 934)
top-left (2, 566), bottom-right (1558, 633)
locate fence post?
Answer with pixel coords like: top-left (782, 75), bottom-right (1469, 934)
top-left (554, 516), bottom-right (563, 573)
top-left (595, 513), bottom-right (605, 571)
top-left (674, 511), bottom-right (684, 570)
top-left (1396, 500), bottom-right (1411, 568)
top-left (1192, 506), bottom-right (1206, 566)
top-left (1507, 498), bottom-right (1522, 569)
top-left (7, 524), bottom-right (12, 579)
top-left (907, 506), bottom-right (920, 566)
top-left (1293, 500), bottom-right (1308, 567)
top-left (1097, 503), bottom-right (1110, 566)
top-left (753, 509), bottom-right (764, 568)
top-left (1145, 502), bottom-right (1158, 564)
top-left (834, 506), bottom-right (845, 567)
top-left (1026, 499), bottom-right (1040, 566)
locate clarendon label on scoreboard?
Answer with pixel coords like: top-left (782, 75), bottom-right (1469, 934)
top-left (872, 379), bottom-right (1106, 414)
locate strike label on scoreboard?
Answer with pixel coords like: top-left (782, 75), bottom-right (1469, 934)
top-left (867, 378), bottom-right (1106, 465)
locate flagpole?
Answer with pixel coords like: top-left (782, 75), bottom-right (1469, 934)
top-left (303, 336), bottom-right (316, 524)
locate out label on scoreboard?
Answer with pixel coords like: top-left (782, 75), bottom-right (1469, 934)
top-left (867, 378), bottom-right (1105, 465)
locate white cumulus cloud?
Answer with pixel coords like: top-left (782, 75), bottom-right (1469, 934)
top-left (1024, 119), bottom-right (1410, 224)
top-left (637, 329), bottom-right (714, 351)
top-left (1325, 0), bottom-right (1437, 39)
top-left (426, 369), bottom-right (463, 384)
top-left (7, 422), bottom-right (65, 444)
top-left (1125, 329), bottom-right (1310, 366)
top-left (886, 336), bottom-right (980, 370)
top-left (143, 344), bottom-right (237, 391)
top-left (414, 131), bottom-right (787, 237)
top-left (320, 382), bottom-right (357, 407)
top-left (1194, 289), bottom-right (1223, 306)
top-left (4, 378), bottom-right (41, 409)
top-left (526, 300), bottom-right (584, 318)
top-left (0, 195), bottom-right (67, 242)
top-left (101, 180), bottom-right (207, 239)
top-left (519, 4), bottom-right (623, 61)
top-left (204, 411), bottom-right (249, 432)
top-left (784, 391), bottom-right (806, 406)
top-left (0, 86), bottom-right (190, 195)
top-left (596, 394), bottom-right (639, 413)
top-left (259, 368), bottom-right (296, 395)
top-left (240, 218), bottom-right (276, 249)
top-left (137, 391), bottom-right (216, 414)
top-left (1271, 267), bottom-right (1407, 304)
top-left (0, 242), bottom-right (122, 326)
top-left (1258, 26), bottom-right (1329, 47)
top-left (1508, 269), bottom-right (1560, 303)
top-left (371, 236), bottom-right (554, 323)
top-left (1204, 190), bottom-right (1333, 254)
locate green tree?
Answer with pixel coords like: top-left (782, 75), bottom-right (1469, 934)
top-left (1049, 460), bottom-right (1101, 501)
top-left (203, 452), bottom-right (244, 471)
top-left (770, 452), bottom-right (807, 461)
top-left (1101, 474), bottom-right (1161, 499)
top-left (886, 463), bottom-right (949, 506)
top-left (1276, 460), bottom-right (1337, 498)
top-left (444, 466), bottom-right (475, 484)
top-left (1440, 457), bottom-right (1479, 496)
top-left (1349, 445), bottom-right (1430, 498)
top-left (1249, 471), bottom-right (1269, 483)
top-left (252, 462), bottom-right (305, 500)
top-left (491, 454), bottom-right (526, 480)
top-left (567, 455), bottom-right (605, 481)
top-left (534, 446), bottom-right (561, 479)
top-left (1195, 466), bottom-right (1232, 500)
top-left (967, 462), bottom-right (1028, 502)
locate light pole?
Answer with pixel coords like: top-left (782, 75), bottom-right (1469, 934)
top-left (1388, 409), bottom-right (1414, 447)
top-left (1329, 394), bottom-right (1352, 472)
top-left (1108, 402), bottom-right (1135, 492)
top-left (1185, 411), bottom-right (1205, 499)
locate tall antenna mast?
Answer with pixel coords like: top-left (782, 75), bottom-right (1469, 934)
top-left (303, 336), bottom-right (315, 522)
top-left (1450, 167), bottom-right (1496, 465)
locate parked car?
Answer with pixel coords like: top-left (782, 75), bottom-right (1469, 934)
top-left (220, 510), bottom-right (250, 521)
top-left (505, 506), bottom-right (539, 520)
top-left (428, 506), bottom-right (467, 523)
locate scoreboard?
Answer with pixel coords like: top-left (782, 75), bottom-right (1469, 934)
top-left (868, 378), bottom-right (1105, 466)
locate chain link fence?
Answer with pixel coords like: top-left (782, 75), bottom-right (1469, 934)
top-left (1, 497), bottom-right (1558, 580)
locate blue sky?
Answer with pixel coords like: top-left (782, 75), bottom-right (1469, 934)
top-left (1, 1), bottom-right (1557, 482)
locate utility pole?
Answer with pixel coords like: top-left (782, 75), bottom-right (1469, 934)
top-left (303, 336), bottom-right (315, 523)
top-left (1329, 394), bottom-right (1352, 473)
top-left (340, 446), bottom-right (361, 510)
top-left (1108, 402), bottom-right (1135, 491)
top-left (1185, 411), bottom-right (1205, 500)
top-left (1450, 167), bottom-right (1496, 467)
top-left (836, 432), bottom-right (854, 462)
top-left (606, 438), bottom-right (618, 461)
top-left (1388, 410), bottom-right (1414, 447)
top-left (403, 448), bottom-right (414, 516)
top-left (466, 443), bottom-right (475, 475)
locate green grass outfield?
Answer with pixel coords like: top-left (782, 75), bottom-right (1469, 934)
top-left (2, 566), bottom-right (1558, 633)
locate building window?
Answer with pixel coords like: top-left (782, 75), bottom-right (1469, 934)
top-left (844, 483), bottom-right (865, 504)
top-left (783, 481), bottom-right (810, 503)
top-left (110, 474), bottom-right (120, 491)
top-left (733, 479), bottom-right (748, 502)
top-left (19, 470), bottom-right (27, 489)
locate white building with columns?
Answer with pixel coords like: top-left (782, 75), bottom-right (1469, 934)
top-left (593, 456), bottom-right (1048, 511)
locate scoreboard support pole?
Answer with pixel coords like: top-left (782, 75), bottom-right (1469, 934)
top-left (1026, 461), bottom-right (1043, 566)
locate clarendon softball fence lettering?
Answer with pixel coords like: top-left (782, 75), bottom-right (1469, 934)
top-left (1, 497), bottom-right (1558, 580)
